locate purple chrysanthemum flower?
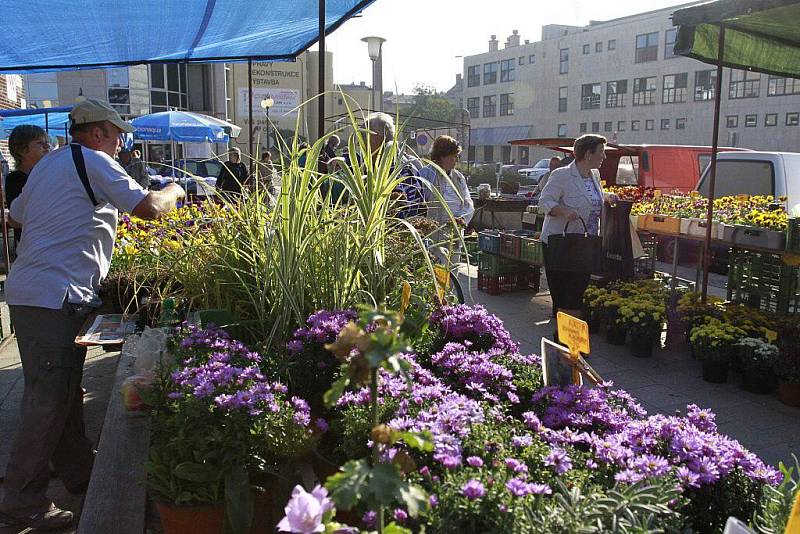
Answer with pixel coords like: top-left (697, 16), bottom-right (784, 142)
top-left (461, 479), bottom-right (486, 500)
top-left (544, 447), bottom-right (572, 475)
top-left (467, 456), bottom-right (484, 468)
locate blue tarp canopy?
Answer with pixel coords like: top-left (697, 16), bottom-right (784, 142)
top-left (131, 111), bottom-right (231, 143)
top-left (0, 0), bottom-right (376, 73)
top-left (0, 106), bottom-right (72, 139)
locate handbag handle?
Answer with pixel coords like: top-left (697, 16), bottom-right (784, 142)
top-left (563, 216), bottom-right (589, 237)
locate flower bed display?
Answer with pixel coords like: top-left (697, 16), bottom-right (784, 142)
top-left (137, 302), bottom-right (797, 534)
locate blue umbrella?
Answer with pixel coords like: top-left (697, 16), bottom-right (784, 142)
top-left (131, 111), bottom-right (231, 143)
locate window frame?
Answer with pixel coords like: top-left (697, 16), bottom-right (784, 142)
top-left (466, 97), bottom-right (480, 119)
top-left (500, 93), bottom-right (514, 116)
top-left (583, 44), bottom-right (590, 55)
top-left (729, 69), bottom-right (761, 99)
top-left (726, 115), bottom-right (739, 128)
top-left (660, 118), bottom-right (670, 130)
top-left (500, 59), bottom-right (515, 82)
top-left (765, 113), bottom-right (778, 126)
top-left (467, 65), bottom-right (480, 87)
top-left (606, 80), bottom-right (628, 108)
top-left (528, 54), bottom-right (536, 64)
top-left (558, 86), bottom-right (568, 112)
top-left (608, 39), bottom-right (616, 51)
top-left (676, 118), bottom-right (687, 130)
top-left (579, 122), bottom-right (587, 133)
top-left (662, 73), bottom-right (688, 103)
top-left (767, 76), bottom-right (800, 96)
top-left (483, 62), bottom-right (498, 85)
top-left (557, 124), bottom-right (567, 137)
top-left (633, 76), bottom-right (657, 106)
top-left (664, 28), bottom-right (677, 59)
top-left (645, 119), bottom-right (654, 131)
top-left (631, 120), bottom-right (640, 131)
top-left (559, 48), bottom-right (569, 74)
top-left (744, 114), bottom-right (757, 127)
top-left (581, 82), bottom-right (601, 110)
top-left (635, 32), bottom-right (658, 63)
top-left (786, 112), bottom-right (799, 126)
top-left (694, 69), bottom-right (717, 101)
top-left (482, 95), bottom-right (497, 117)
top-left (617, 120), bottom-right (626, 132)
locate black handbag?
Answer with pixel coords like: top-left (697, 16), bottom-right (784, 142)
top-left (546, 217), bottom-right (602, 273)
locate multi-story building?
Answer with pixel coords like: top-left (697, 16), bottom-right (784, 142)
top-left (1, 74), bottom-right (25, 171)
top-left (459, 2), bottom-right (800, 166)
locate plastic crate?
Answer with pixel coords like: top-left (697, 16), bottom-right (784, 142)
top-left (786, 218), bottom-right (800, 252)
top-left (520, 237), bottom-right (544, 265)
top-left (499, 229), bottom-right (538, 258)
top-left (477, 252), bottom-right (524, 276)
top-left (680, 217), bottom-right (723, 239)
top-left (464, 236), bottom-right (479, 263)
top-left (727, 248), bottom-right (800, 315)
top-left (722, 224), bottom-right (786, 251)
top-left (639, 214), bottom-right (681, 235)
top-left (634, 233), bottom-right (657, 278)
top-left (478, 269), bottom-right (538, 295)
top-left (478, 231), bottom-right (501, 254)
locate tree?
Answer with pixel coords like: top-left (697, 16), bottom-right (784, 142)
top-left (401, 85), bottom-right (459, 150)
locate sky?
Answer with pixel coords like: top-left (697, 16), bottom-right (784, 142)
top-left (317, 0), bottom-right (695, 94)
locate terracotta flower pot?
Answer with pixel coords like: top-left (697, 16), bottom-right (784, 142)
top-left (701, 361), bottom-right (728, 384)
top-left (778, 382), bottom-right (800, 407)
top-left (157, 503), bottom-right (225, 534)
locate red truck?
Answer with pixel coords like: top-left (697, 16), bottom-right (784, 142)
top-left (510, 138), bottom-right (749, 192)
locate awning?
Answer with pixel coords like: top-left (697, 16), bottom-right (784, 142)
top-left (0, 107), bottom-right (73, 139)
top-left (470, 126), bottom-right (531, 146)
top-left (0, 0), bottom-right (376, 73)
top-left (673, 0), bottom-right (800, 78)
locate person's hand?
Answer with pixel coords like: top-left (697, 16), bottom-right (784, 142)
top-left (606, 192), bottom-right (619, 206)
top-left (454, 216), bottom-right (466, 227)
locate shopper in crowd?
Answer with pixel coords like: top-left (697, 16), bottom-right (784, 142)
top-left (533, 156), bottom-right (563, 197)
top-left (319, 134), bottom-right (340, 174)
top-left (419, 135), bottom-right (474, 228)
top-left (259, 151), bottom-right (280, 196)
top-left (5, 125), bottom-right (50, 246)
top-left (539, 134), bottom-right (617, 318)
top-left (0, 99), bottom-right (185, 531)
top-left (215, 147), bottom-right (249, 199)
top-left (118, 149), bottom-right (151, 189)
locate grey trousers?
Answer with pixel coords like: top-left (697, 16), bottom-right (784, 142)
top-left (1, 302), bottom-right (95, 514)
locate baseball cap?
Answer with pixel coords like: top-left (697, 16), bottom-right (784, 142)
top-left (70, 98), bottom-right (133, 133)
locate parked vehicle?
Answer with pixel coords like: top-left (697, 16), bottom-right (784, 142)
top-left (518, 158), bottom-right (550, 183)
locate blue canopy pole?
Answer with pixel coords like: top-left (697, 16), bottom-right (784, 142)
top-left (319, 0), bottom-right (326, 141)
top-left (45, 111), bottom-right (49, 134)
top-left (248, 58), bottom-right (254, 177)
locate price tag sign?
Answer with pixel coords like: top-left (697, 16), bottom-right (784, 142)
top-left (400, 281), bottom-right (412, 314)
top-left (765, 329), bottom-right (778, 343)
top-left (737, 194), bottom-right (749, 203)
top-left (557, 312), bottom-right (590, 356)
top-left (785, 490), bottom-right (800, 534)
top-left (690, 191), bottom-right (700, 198)
top-left (433, 265), bottom-right (450, 302)
top-left (600, 180), bottom-right (607, 187)
top-left (653, 189), bottom-right (662, 198)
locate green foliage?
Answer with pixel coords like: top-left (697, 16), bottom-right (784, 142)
top-left (752, 456), bottom-right (800, 534)
top-left (518, 479), bottom-right (684, 534)
top-left (327, 400), bottom-right (402, 464)
top-left (683, 468), bottom-right (763, 533)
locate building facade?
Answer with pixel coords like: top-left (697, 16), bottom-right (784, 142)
top-left (1, 74), bottom-right (25, 170)
top-left (460, 2), bottom-right (800, 166)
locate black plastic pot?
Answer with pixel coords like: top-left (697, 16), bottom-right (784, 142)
top-left (701, 361), bottom-right (729, 384)
top-left (606, 325), bottom-right (627, 346)
top-left (630, 334), bottom-right (657, 358)
top-left (741, 366), bottom-right (776, 394)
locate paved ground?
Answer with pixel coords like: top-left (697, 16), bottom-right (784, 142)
top-left (458, 264), bottom-right (799, 469)
top-left (0, 318), bottom-right (119, 534)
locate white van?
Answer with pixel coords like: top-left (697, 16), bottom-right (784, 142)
top-left (696, 151), bottom-right (800, 215)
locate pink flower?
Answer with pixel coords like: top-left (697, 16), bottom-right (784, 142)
top-left (277, 484), bottom-right (330, 533)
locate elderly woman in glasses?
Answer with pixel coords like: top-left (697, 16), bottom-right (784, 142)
top-left (6, 125), bottom-right (51, 245)
top-left (419, 135), bottom-right (474, 228)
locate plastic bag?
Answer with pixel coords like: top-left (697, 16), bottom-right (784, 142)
top-left (601, 200), bottom-right (635, 281)
top-left (120, 375), bottom-right (152, 412)
top-left (132, 327), bottom-right (168, 378)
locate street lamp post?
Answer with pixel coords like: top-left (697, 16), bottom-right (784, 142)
top-left (361, 36), bottom-right (386, 112)
top-left (260, 96), bottom-right (274, 154)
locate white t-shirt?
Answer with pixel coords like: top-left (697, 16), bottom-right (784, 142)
top-left (7, 144), bottom-right (148, 309)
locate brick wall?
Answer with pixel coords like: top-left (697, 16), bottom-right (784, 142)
top-left (0, 74), bottom-right (26, 168)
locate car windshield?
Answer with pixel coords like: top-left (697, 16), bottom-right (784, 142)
top-left (533, 158), bottom-right (550, 169)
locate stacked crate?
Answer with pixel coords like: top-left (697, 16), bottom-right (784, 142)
top-left (477, 230), bottom-right (542, 295)
top-left (727, 248), bottom-right (800, 315)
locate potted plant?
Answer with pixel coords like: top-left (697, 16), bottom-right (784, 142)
top-left (601, 292), bottom-right (627, 346)
top-left (774, 352), bottom-right (800, 407)
top-left (689, 319), bottom-right (746, 383)
top-left (736, 337), bottom-right (778, 394)
top-left (676, 292), bottom-right (723, 349)
top-left (147, 325), bottom-right (321, 534)
top-left (616, 297), bottom-right (666, 358)
top-left (582, 285), bottom-right (606, 333)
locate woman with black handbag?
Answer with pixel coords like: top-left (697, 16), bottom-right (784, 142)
top-left (538, 135), bottom-right (618, 319)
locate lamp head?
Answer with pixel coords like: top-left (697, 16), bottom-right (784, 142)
top-left (260, 96), bottom-right (274, 109)
top-left (361, 36), bottom-right (386, 61)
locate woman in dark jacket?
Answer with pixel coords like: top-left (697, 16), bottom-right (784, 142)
top-left (216, 148), bottom-right (249, 198)
top-left (6, 125), bottom-right (51, 245)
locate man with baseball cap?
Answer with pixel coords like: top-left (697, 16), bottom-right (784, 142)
top-left (0, 99), bottom-right (184, 530)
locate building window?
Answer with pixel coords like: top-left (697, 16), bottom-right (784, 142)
top-left (645, 119), bottom-right (654, 130)
top-left (581, 83), bottom-right (601, 109)
top-left (500, 59), bottom-right (515, 82)
top-left (595, 42), bottom-right (603, 53)
top-left (500, 93), bottom-right (514, 116)
top-left (664, 28), bottom-right (677, 59)
top-left (150, 63), bottom-right (187, 113)
top-left (660, 118), bottom-right (670, 130)
top-left (483, 95), bottom-right (496, 117)
top-left (468, 145), bottom-right (476, 161)
top-left (604, 121), bottom-right (613, 132)
top-left (729, 69), bottom-right (760, 99)
top-left (676, 118), bottom-right (687, 129)
top-left (107, 67), bottom-right (131, 116)
top-left (745, 114), bottom-right (757, 127)
top-left (726, 115), bottom-right (738, 128)
top-left (467, 65), bottom-right (480, 87)
top-left (501, 145), bottom-right (512, 163)
top-left (558, 86), bottom-right (568, 112)
top-left (694, 70), bottom-right (717, 101)
top-left (631, 120), bottom-right (640, 131)
top-left (467, 97), bottom-right (479, 119)
top-left (635, 32), bottom-right (658, 63)
top-left (617, 120), bottom-right (626, 132)
top-left (606, 80), bottom-right (627, 108)
top-left (483, 62), bottom-right (497, 85)
top-left (662, 73), bottom-right (688, 103)
top-left (583, 44), bottom-right (590, 55)
top-left (592, 122), bottom-right (600, 133)
top-left (519, 56), bottom-right (525, 66)
top-left (765, 113), bottom-right (777, 126)
top-left (528, 54), bottom-right (536, 64)
top-left (557, 124), bottom-right (567, 137)
top-left (559, 48), bottom-right (569, 74)
top-left (579, 122), bottom-right (587, 133)
top-left (788, 112), bottom-right (800, 126)
top-left (608, 39), bottom-right (616, 51)
top-left (633, 76), bottom-right (656, 105)
top-left (484, 145), bottom-right (494, 162)
top-left (768, 76), bottom-right (800, 96)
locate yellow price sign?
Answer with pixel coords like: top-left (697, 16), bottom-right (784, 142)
top-left (765, 329), bottom-right (778, 343)
top-left (433, 265), bottom-right (450, 302)
top-left (785, 490), bottom-right (800, 534)
top-left (400, 281), bottom-right (412, 315)
top-left (600, 180), bottom-right (607, 187)
top-left (557, 312), bottom-right (590, 356)
top-left (653, 189), bottom-right (662, 198)
top-left (736, 194), bottom-right (749, 203)
top-left (689, 191), bottom-right (700, 198)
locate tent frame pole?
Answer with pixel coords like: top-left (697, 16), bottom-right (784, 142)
top-left (318, 0), bottom-right (326, 142)
top-left (248, 58), bottom-right (254, 177)
top-left (701, 23), bottom-right (726, 304)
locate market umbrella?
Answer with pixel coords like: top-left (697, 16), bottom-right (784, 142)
top-left (130, 111), bottom-right (232, 143)
top-left (672, 0), bottom-right (800, 301)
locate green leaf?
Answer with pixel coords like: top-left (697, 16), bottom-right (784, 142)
top-left (398, 483), bottom-right (428, 518)
top-left (173, 462), bottom-right (216, 482)
top-left (222, 464), bottom-right (252, 534)
top-left (324, 370), bottom-right (350, 408)
top-left (384, 522), bottom-right (413, 534)
top-left (368, 463), bottom-right (404, 507)
top-left (395, 430), bottom-right (434, 452)
top-left (326, 459), bottom-right (370, 510)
